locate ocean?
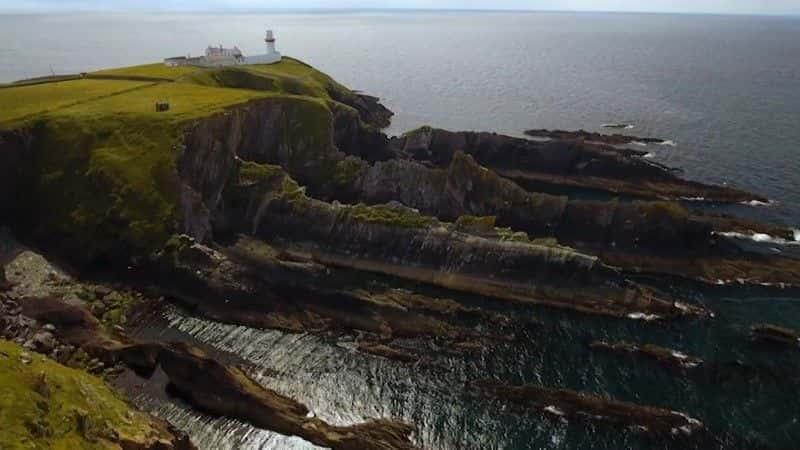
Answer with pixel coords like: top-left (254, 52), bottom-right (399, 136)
top-left (2, 11), bottom-right (800, 449)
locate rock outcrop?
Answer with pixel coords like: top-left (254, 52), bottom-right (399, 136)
top-left (749, 324), bottom-right (800, 348)
top-left (391, 126), bottom-right (765, 203)
top-left (590, 340), bottom-right (703, 369)
top-left (525, 128), bottom-right (665, 145)
top-left (10, 289), bottom-right (418, 450)
top-left (159, 342), bottom-right (417, 450)
top-left (217, 164), bottom-right (704, 319)
top-left (175, 102), bottom-right (800, 287)
top-left (471, 379), bottom-right (705, 437)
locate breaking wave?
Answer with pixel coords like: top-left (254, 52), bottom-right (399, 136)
top-left (740, 199), bottom-right (776, 207)
top-left (601, 123), bottom-right (634, 129)
top-left (716, 230), bottom-right (800, 246)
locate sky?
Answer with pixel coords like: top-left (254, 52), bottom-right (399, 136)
top-left (1, 0), bottom-right (799, 15)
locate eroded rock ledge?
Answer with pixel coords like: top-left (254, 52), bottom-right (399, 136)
top-left (219, 165), bottom-right (704, 320)
top-left (471, 379), bottom-right (705, 437)
top-left (173, 102), bottom-right (800, 288)
top-left (160, 342), bottom-right (417, 450)
top-left (17, 295), bottom-right (418, 450)
top-left (391, 126), bottom-right (764, 203)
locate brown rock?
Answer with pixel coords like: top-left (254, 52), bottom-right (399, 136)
top-left (749, 324), bottom-right (800, 348)
top-left (158, 342), bottom-right (417, 450)
top-left (472, 379), bottom-right (704, 437)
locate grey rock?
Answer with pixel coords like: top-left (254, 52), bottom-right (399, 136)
top-left (94, 286), bottom-right (113, 297)
top-left (19, 351), bottom-right (32, 364)
top-left (31, 331), bottom-right (57, 353)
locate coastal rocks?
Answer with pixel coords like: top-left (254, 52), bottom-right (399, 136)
top-left (327, 87), bottom-right (394, 130)
top-left (158, 342), bottom-right (417, 450)
top-left (153, 234), bottom-right (510, 346)
top-left (590, 340), bottom-right (703, 369)
top-left (524, 128), bottom-right (665, 145)
top-left (393, 126), bottom-right (765, 203)
top-left (749, 324), bottom-right (800, 348)
top-left (471, 379), bottom-right (705, 437)
top-left (173, 92), bottom-right (800, 288)
top-left (26, 329), bottom-right (57, 354)
top-left (8, 279), bottom-right (420, 449)
top-left (230, 165), bottom-right (704, 320)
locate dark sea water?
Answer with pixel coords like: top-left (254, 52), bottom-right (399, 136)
top-left (3, 11), bottom-right (800, 450)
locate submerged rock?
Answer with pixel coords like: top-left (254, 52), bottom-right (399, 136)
top-left (471, 379), bottom-right (705, 437)
top-left (590, 340), bottom-right (703, 369)
top-left (525, 128), bottom-right (665, 145)
top-left (749, 324), bottom-right (800, 348)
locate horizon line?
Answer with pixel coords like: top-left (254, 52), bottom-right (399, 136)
top-left (1, 8), bottom-right (799, 17)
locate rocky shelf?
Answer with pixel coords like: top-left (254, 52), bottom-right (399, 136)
top-left (471, 379), bottom-right (705, 437)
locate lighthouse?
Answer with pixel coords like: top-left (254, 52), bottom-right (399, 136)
top-left (265, 30), bottom-right (277, 54)
top-left (258, 29), bottom-right (282, 64)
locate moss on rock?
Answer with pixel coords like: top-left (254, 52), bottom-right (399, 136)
top-left (346, 203), bottom-right (436, 229)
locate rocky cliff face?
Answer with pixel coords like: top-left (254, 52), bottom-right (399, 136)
top-left (391, 126), bottom-right (765, 203)
top-left (178, 155), bottom-right (702, 320)
top-left (0, 128), bottom-right (35, 223)
top-left (175, 99), bottom-right (800, 286)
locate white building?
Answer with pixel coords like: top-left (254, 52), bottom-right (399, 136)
top-left (204, 45), bottom-right (245, 66)
top-left (245, 30), bottom-right (282, 65)
top-left (163, 30), bottom-right (282, 68)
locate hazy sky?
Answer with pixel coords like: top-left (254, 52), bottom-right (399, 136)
top-left (2, 0), bottom-right (799, 15)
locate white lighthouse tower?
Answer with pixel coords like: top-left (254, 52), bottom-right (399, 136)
top-left (259, 29), bottom-right (282, 64)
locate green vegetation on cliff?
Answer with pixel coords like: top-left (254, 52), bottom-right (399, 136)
top-left (0, 57), bottom-right (372, 262)
top-left (0, 339), bottom-right (175, 449)
top-left (92, 62), bottom-right (202, 80)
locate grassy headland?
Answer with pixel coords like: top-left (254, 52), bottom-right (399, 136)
top-left (0, 57), bottom-right (359, 262)
top-left (0, 339), bottom-right (176, 449)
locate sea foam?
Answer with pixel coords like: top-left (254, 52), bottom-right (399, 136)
top-left (716, 231), bottom-right (800, 246)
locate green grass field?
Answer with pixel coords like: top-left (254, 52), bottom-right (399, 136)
top-left (0, 339), bottom-right (172, 449)
top-left (0, 79), bottom-right (152, 128)
top-left (92, 62), bottom-right (202, 80)
top-left (0, 58), bottom-right (348, 260)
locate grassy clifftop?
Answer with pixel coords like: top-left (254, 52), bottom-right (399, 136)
top-left (0, 339), bottom-right (177, 449)
top-left (0, 57), bottom-right (363, 262)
